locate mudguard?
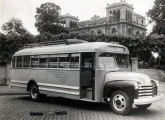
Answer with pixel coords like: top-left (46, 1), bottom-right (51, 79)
top-left (103, 80), bottom-right (138, 100)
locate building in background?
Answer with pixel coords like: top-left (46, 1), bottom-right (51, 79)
top-left (59, 1), bottom-right (147, 36)
top-left (59, 13), bottom-right (79, 29)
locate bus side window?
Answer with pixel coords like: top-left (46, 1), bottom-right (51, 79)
top-left (71, 54), bottom-right (79, 69)
top-left (49, 55), bottom-right (58, 68)
top-left (31, 55), bottom-right (39, 68)
top-left (16, 56), bottom-right (23, 68)
top-left (39, 55), bottom-right (48, 68)
top-left (23, 56), bottom-right (30, 67)
top-left (12, 57), bottom-right (16, 68)
top-left (59, 54), bottom-right (70, 68)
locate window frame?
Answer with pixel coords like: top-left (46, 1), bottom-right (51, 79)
top-left (11, 56), bottom-right (16, 68)
top-left (70, 53), bottom-right (80, 69)
top-left (16, 56), bottom-right (23, 68)
top-left (12, 53), bottom-right (80, 70)
top-left (39, 55), bottom-right (48, 68)
top-left (58, 54), bottom-right (70, 68)
top-left (23, 55), bottom-right (31, 68)
top-left (31, 55), bottom-right (39, 68)
top-left (48, 55), bottom-right (59, 68)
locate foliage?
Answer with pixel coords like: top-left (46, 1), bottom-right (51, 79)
top-left (0, 33), bottom-right (35, 62)
top-left (45, 33), bottom-right (165, 68)
top-left (147, 0), bottom-right (165, 34)
top-left (1, 18), bottom-right (28, 35)
top-left (35, 2), bottom-right (68, 34)
top-left (33, 32), bottom-right (150, 61)
top-left (1, 29), bottom-right (165, 70)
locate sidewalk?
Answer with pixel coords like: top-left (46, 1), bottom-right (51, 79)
top-left (0, 85), bottom-right (29, 95)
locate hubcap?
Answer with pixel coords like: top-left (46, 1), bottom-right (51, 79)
top-left (113, 94), bottom-right (126, 111)
top-left (31, 87), bottom-right (38, 99)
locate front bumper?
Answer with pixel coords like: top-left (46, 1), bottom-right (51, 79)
top-left (134, 94), bottom-right (162, 105)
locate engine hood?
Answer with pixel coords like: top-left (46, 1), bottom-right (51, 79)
top-left (105, 72), bottom-right (152, 84)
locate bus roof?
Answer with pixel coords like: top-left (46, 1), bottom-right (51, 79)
top-left (14, 42), bottom-right (129, 56)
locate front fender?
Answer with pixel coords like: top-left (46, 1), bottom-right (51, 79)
top-left (103, 80), bottom-right (136, 100)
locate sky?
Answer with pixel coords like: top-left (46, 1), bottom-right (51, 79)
top-left (0, 0), bottom-right (155, 35)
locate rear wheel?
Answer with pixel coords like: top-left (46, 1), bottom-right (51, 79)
top-left (110, 90), bottom-right (132, 115)
top-left (135, 104), bottom-right (151, 109)
top-left (30, 84), bottom-right (40, 101)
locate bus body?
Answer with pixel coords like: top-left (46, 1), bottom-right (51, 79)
top-left (10, 39), bottom-right (161, 115)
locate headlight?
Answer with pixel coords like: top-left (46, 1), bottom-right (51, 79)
top-left (152, 80), bottom-right (159, 86)
top-left (134, 82), bottom-right (139, 89)
top-left (156, 81), bottom-right (159, 86)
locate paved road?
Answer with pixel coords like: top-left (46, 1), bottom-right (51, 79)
top-left (0, 83), bottom-right (165, 120)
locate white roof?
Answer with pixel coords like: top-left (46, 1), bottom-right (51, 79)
top-left (14, 42), bottom-right (129, 56)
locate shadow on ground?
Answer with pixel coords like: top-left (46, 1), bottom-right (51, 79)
top-left (13, 95), bottom-right (160, 117)
top-left (15, 95), bottom-right (111, 111)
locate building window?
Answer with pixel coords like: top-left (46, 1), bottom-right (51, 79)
top-left (128, 28), bottom-right (132, 35)
top-left (136, 31), bottom-right (140, 35)
top-left (128, 11), bottom-right (130, 21)
top-left (126, 10), bottom-right (127, 21)
top-left (117, 9), bottom-right (120, 22)
top-left (91, 31), bottom-right (96, 35)
top-left (109, 11), bottom-right (113, 16)
top-left (130, 12), bottom-right (132, 21)
top-left (112, 28), bottom-right (116, 34)
top-left (97, 29), bottom-right (103, 35)
top-left (113, 10), bottom-right (117, 22)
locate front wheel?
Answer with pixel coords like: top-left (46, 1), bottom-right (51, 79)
top-left (135, 104), bottom-right (151, 109)
top-left (110, 90), bottom-right (132, 115)
top-left (30, 84), bottom-right (40, 101)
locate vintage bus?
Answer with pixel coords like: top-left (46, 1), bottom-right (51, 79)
top-left (10, 39), bottom-right (161, 115)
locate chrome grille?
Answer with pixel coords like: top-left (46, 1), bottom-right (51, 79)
top-left (138, 83), bottom-right (157, 98)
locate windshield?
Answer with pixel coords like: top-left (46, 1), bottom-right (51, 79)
top-left (99, 53), bottom-right (129, 69)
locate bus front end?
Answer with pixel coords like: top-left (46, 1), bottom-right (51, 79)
top-left (97, 45), bottom-right (162, 115)
top-left (103, 71), bottom-right (162, 115)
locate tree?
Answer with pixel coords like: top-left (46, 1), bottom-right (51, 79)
top-left (1, 18), bottom-right (27, 35)
top-left (147, 0), bottom-right (165, 34)
top-left (0, 32), bottom-right (35, 62)
top-left (35, 2), bottom-right (68, 34)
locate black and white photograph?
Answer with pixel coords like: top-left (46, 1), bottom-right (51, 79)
top-left (0, 0), bottom-right (165, 119)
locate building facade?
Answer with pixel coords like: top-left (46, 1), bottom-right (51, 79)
top-left (59, 1), bottom-right (146, 36)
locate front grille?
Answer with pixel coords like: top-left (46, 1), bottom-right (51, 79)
top-left (138, 83), bottom-right (157, 98)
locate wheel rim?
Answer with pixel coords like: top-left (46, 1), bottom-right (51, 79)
top-left (113, 94), bottom-right (126, 111)
top-left (31, 87), bottom-right (38, 99)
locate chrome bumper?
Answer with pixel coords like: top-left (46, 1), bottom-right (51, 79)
top-left (134, 94), bottom-right (162, 105)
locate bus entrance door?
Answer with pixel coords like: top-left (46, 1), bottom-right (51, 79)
top-left (80, 53), bottom-right (95, 100)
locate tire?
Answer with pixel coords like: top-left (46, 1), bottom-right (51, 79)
top-left (30, 84), bottom-right (40, 101)
top-left (110, 90), bottom-right (132, 115)
top-left (135, 104), bottom-right (151, 109)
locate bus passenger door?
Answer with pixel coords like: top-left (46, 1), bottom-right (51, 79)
top-left (80, 53), bottom-right (95, 100)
